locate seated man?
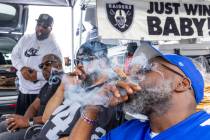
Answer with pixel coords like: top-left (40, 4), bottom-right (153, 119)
top-left (69, 44), bottom-right (210, 140)
top-left (0, 54), bottom-right (62, 140)
top-left (33, 41), bottom-right (136, 140)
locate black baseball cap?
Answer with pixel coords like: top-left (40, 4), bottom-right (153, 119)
top-left (74, 41), bottom-right (108, 66)
top-left (36, 14), bottom-right (53, 27)
top-left (76, 41), bottom-right (108, 59)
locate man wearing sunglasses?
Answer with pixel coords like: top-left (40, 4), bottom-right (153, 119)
top-left (0, 54), bottom-right (62, 140)
top-left (69, 44), bottom-right (210, 140)
top-left (11, 14), bottom-right (62, 116)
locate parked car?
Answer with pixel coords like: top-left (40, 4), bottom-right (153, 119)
top-left (0, 3), bottom-right (28, 116)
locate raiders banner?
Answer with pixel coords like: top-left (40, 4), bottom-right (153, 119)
top-left (97, 0), bottom-right (210, 40)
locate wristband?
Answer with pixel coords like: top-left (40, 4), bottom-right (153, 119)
top-left (29, 121), bottom-right (33, 127)
top-left (81, 112), bottom-right (97, 126)
top-left (28, 118), bottom-right (34, 127)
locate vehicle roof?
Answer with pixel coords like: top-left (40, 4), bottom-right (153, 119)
top-left (0, 0), bottom-right (73, 7)
top-left (159, 43), bottom-right (210, 56)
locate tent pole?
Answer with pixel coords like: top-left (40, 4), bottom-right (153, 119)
top-left (79, 0), bottom-right (87, 47)
top-left (71, 5), bottom-right (75, 71)
top-left (79, 3), bottom-right (84, 47)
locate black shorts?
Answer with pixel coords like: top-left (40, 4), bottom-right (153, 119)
top-left (15, 91), bottom-right (37, 115)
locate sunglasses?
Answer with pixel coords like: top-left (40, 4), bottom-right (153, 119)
top-left (39, 61), bottom-right (57, 69)
top-left (74, 56), bottom-right (97, 66)
top-left (152, 62), bottom-right (191, 88)
top-left (138, 62), bottom-right (186, 78)
top-left (159, 63), bottom-right (186, 78)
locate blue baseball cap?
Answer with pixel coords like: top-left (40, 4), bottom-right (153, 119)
top-left (133, 41), bottom-right (204, 104)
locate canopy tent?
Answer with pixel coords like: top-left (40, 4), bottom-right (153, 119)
top-left (0, 0), bottom-right (76, 7)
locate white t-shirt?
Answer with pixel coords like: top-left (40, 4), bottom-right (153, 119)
top-left (11, 33), bottom-right (62, 94)
top-left (150, 131), bottom-right (159, 138)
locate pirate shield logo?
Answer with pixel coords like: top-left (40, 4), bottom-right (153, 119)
top-left (106, 2), bottom-right (134, 32)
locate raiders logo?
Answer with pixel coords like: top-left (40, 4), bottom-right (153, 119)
top-left (24, 48), bottom-right (39, 57)
top-left (106, 2), bottom-right (134, 32)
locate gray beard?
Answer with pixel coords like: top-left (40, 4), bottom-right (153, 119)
top-left (82, 72), bottom-right (99, 88)
top-left (123, 85), bottom-right (172, 116)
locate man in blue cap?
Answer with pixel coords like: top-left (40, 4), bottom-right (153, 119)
top-left (69, 44), bottom-right (210, 140)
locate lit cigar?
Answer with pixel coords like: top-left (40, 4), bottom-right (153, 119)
top-left (113, 67), bottom-right (127, 81)
top-left (85, 67), bottom-right (128, 96)
top-left (68, 72), bottom-right (78, 76)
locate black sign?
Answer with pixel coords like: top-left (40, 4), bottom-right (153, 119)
top-left (106, 2), bottom-right (134, 32)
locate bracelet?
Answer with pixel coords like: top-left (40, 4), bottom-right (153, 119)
top-left (28, 118), bottom-right (34, 127)
top-left (81, 112), bottom-right (97, 126)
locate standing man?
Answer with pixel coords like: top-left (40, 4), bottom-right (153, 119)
top-left (11, 13), bottom-right (62, 115)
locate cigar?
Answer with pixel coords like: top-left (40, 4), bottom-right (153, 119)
top-left (86, 67), bottom-right (128, 94)
top-left (85, 76), bottom-right (127, 96)
top-left (113, 67), bottom-right (127, 81)
top-left (68, 72), bottom-right (78, 76)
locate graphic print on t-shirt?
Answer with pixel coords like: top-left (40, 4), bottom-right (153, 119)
top-left (25, 48), bottom-right (39, 57)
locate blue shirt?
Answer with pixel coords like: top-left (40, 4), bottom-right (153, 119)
top-left (101, 111), bottom-right (210, 140)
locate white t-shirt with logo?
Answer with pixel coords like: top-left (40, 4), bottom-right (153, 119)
top-left (11, 33), bottom-right (62, 94)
